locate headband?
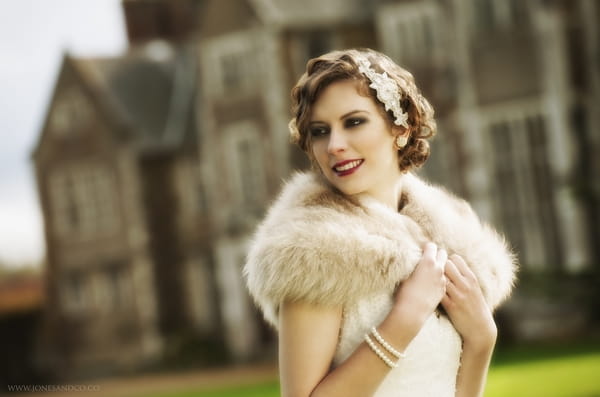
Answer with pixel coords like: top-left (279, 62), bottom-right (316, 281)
top-left (355, 54), bottom-right (409, 128)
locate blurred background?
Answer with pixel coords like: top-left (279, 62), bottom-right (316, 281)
top-left (1, 0), bottom-right (599, 396)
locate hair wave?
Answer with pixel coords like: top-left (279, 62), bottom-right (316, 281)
top-left (289, 48), bottom-right (436, 172)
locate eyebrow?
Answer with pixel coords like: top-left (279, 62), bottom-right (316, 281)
top-left (310, 110), bottom-right (370, 124)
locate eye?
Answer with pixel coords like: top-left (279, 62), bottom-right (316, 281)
top-left (345, 117), bottom-right (366, 128)
top-left (309, 125), bottom-right (330, 137)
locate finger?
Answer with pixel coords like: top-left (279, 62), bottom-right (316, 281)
top-left (444, 276), bottom-right (460, 300)
top-left (450, 254), bottom-right (477, 280)
top-left (444, 259), bottom-right (465, 287)
top-left (436, 248), bottom-right (448, 268)
top-left (422, 242), bottom-right (437, 260)
top-left (441, 294), bottom-right (453, 311)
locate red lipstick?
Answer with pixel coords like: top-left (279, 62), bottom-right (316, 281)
top-left (332, 159), bottom-right (364, 176)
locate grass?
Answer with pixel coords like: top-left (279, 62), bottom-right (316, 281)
top-left (485, 341), bottom-right (600, 397)
top-left (144, 380), bottom-right (280, 397)
top-left (146, 342), bottom-right (600, 397)
top-left (485, 351), bottom-right (600, 397)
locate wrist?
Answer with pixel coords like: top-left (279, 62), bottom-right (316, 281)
top-left (462, 312), bottom-right (497, 351)
top-left (380, 303), bottom-right (426, 346)
top-left (462, 328), bottom-right (497, 356)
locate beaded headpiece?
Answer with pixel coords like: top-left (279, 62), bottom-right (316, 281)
top-left (355, 54), bottom-right (409, 129)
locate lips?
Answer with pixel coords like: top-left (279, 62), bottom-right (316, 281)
top-left (332, 159), bottom-right (364, 176)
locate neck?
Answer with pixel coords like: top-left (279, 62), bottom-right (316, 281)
top-left (357, 175), bottom-right (404, 211)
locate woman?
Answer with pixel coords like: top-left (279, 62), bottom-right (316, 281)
top-left (244, 48), bottom-right (517, 397)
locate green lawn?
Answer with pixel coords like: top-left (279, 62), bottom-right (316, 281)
top-left (485, 345), bottom-right (600, 397)
top-left (144, 380), bottom-right (280, 397)
top-left (147, 343), bottom-right (600, 397)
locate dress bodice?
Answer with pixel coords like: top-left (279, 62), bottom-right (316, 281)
top-left (334, 292), bottom-right (462, 397)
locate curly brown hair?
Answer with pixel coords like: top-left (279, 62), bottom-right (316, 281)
top-left (289, 48), bottom-right (436, 172)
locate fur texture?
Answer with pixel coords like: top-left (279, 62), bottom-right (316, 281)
top-left (244, 171), bottom-right (517, 328)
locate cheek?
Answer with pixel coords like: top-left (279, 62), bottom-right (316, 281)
top-left (310, 140), bottom-right (328, 167)
top-left (356, 133), bottom-right (391, 155)
top-left (362, 134), bottom-right (398, 165)
top-left (311, 140), bottom-right (325, 159)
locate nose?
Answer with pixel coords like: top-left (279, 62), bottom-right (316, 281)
top-left (327, 128), bottom-right (347, 154)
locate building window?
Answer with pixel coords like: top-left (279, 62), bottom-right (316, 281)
top-left (221, 49), bottom-right (258, 94)
top-left (526, 115), bottom-right (561, 262)
top-left (486, 107), bottom-right (560, 268)
top-left (49, 163), bottom-right (120, 240)
top-left (489, 122), bottom-right (525, 257)
top-left (49, 88), bottom-right (92, 135)
top-left (306, 30), bottom-right (333, 60)
top-left (83, 265), bottom-right (130, 313)
top-left (289, 31), bottom-right (335, 80)
top-left (186, 257), bottom-right (214, 331)
top-left (196, 181), bottom-right (208, 215)
top-left (224, 121), bottom-right (266, 210)
top-left (471, 0), bottom-right (529, 34)
top-left (204, 34), bottom-right (261, 97)
top-left (221, 53), bottom-right (244, 93)
top-left (176, 158), bottom-right (207, 216)
top-left (377, 2), bottom-right (441, 65)
top-left (238, 139), bottom-right (257, 204)
top-left (62, 271), bottom-right (88, 315)
top-left (105, 266), bottom-right (129, 310)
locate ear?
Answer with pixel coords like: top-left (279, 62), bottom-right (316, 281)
top-left (392, 125), bottom-right (409, 138)
top-left (392, 126), bottom-right (410, 150)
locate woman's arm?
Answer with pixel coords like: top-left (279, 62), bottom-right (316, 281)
top-left (279, 243), bottom-right (448, 397)
top-left (279, 302), bottom-right (390, 397)
top-left (442, 254), bottom-right (498, 397)
top-left (278, 302), bottom-right (341, 397)
top-left (454, 340), bottom-right (495, 397)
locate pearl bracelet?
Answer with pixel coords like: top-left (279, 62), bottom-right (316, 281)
top-left (370, 326), bottom-right (407, 359)
top-left (364, 333), bottom-right (398, 368)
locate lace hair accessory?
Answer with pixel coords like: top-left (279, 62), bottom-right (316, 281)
top-left (355, 54), bottom-right (409, 129)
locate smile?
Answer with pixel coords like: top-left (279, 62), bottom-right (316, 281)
top-left (332, 159), bottom-right (364, 176)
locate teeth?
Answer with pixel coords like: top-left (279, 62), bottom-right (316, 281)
top-left (335, 160), bottom-right (361, 172)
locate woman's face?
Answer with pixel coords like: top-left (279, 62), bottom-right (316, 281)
top-left (309, 79), bottom-right (402, 202)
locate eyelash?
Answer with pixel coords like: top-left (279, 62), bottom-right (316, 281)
top-left (309, 118), bottom-right (366, 137)
top-left (345, 118), bottom-right (365, 128)
top-left (310, 126), bottom-right (329, 137)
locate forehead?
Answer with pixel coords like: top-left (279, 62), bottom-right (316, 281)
top-left (310, 79), bottom-right (376, 121)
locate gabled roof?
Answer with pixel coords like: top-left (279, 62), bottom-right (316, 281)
top-left (74, 41), bottom-right (198, 152)
top-left (33, 41), bottom-right (198, 160)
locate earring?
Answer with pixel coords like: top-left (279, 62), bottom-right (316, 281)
top-left (395, 135), bottom-right (408, 149)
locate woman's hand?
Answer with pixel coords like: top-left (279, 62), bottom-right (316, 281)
top-left (391, 242), bottom-right (448, 337)
top-left (441, 254), bottom-right (497, 350)
top-left (443, 254), bottom-right (497, 397)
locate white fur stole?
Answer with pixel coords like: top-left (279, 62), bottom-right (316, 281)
top-left (244, 172), bottom-right (517, 328)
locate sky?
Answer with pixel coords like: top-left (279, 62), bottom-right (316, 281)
top-left (0, 0), bottom-right (127, 267)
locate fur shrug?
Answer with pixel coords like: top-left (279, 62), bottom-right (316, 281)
top-left (244, 171), bottom-right (517, 329)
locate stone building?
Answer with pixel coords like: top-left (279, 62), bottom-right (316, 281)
top-left (376, 0), bottom-right (599, 273)
top-left (31, 41), bottom-right (223, 378)
top-left (374, 0), bottom-right (599, 340)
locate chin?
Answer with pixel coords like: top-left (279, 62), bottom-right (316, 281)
top-left (331, 181), bottom-right (366, 197)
